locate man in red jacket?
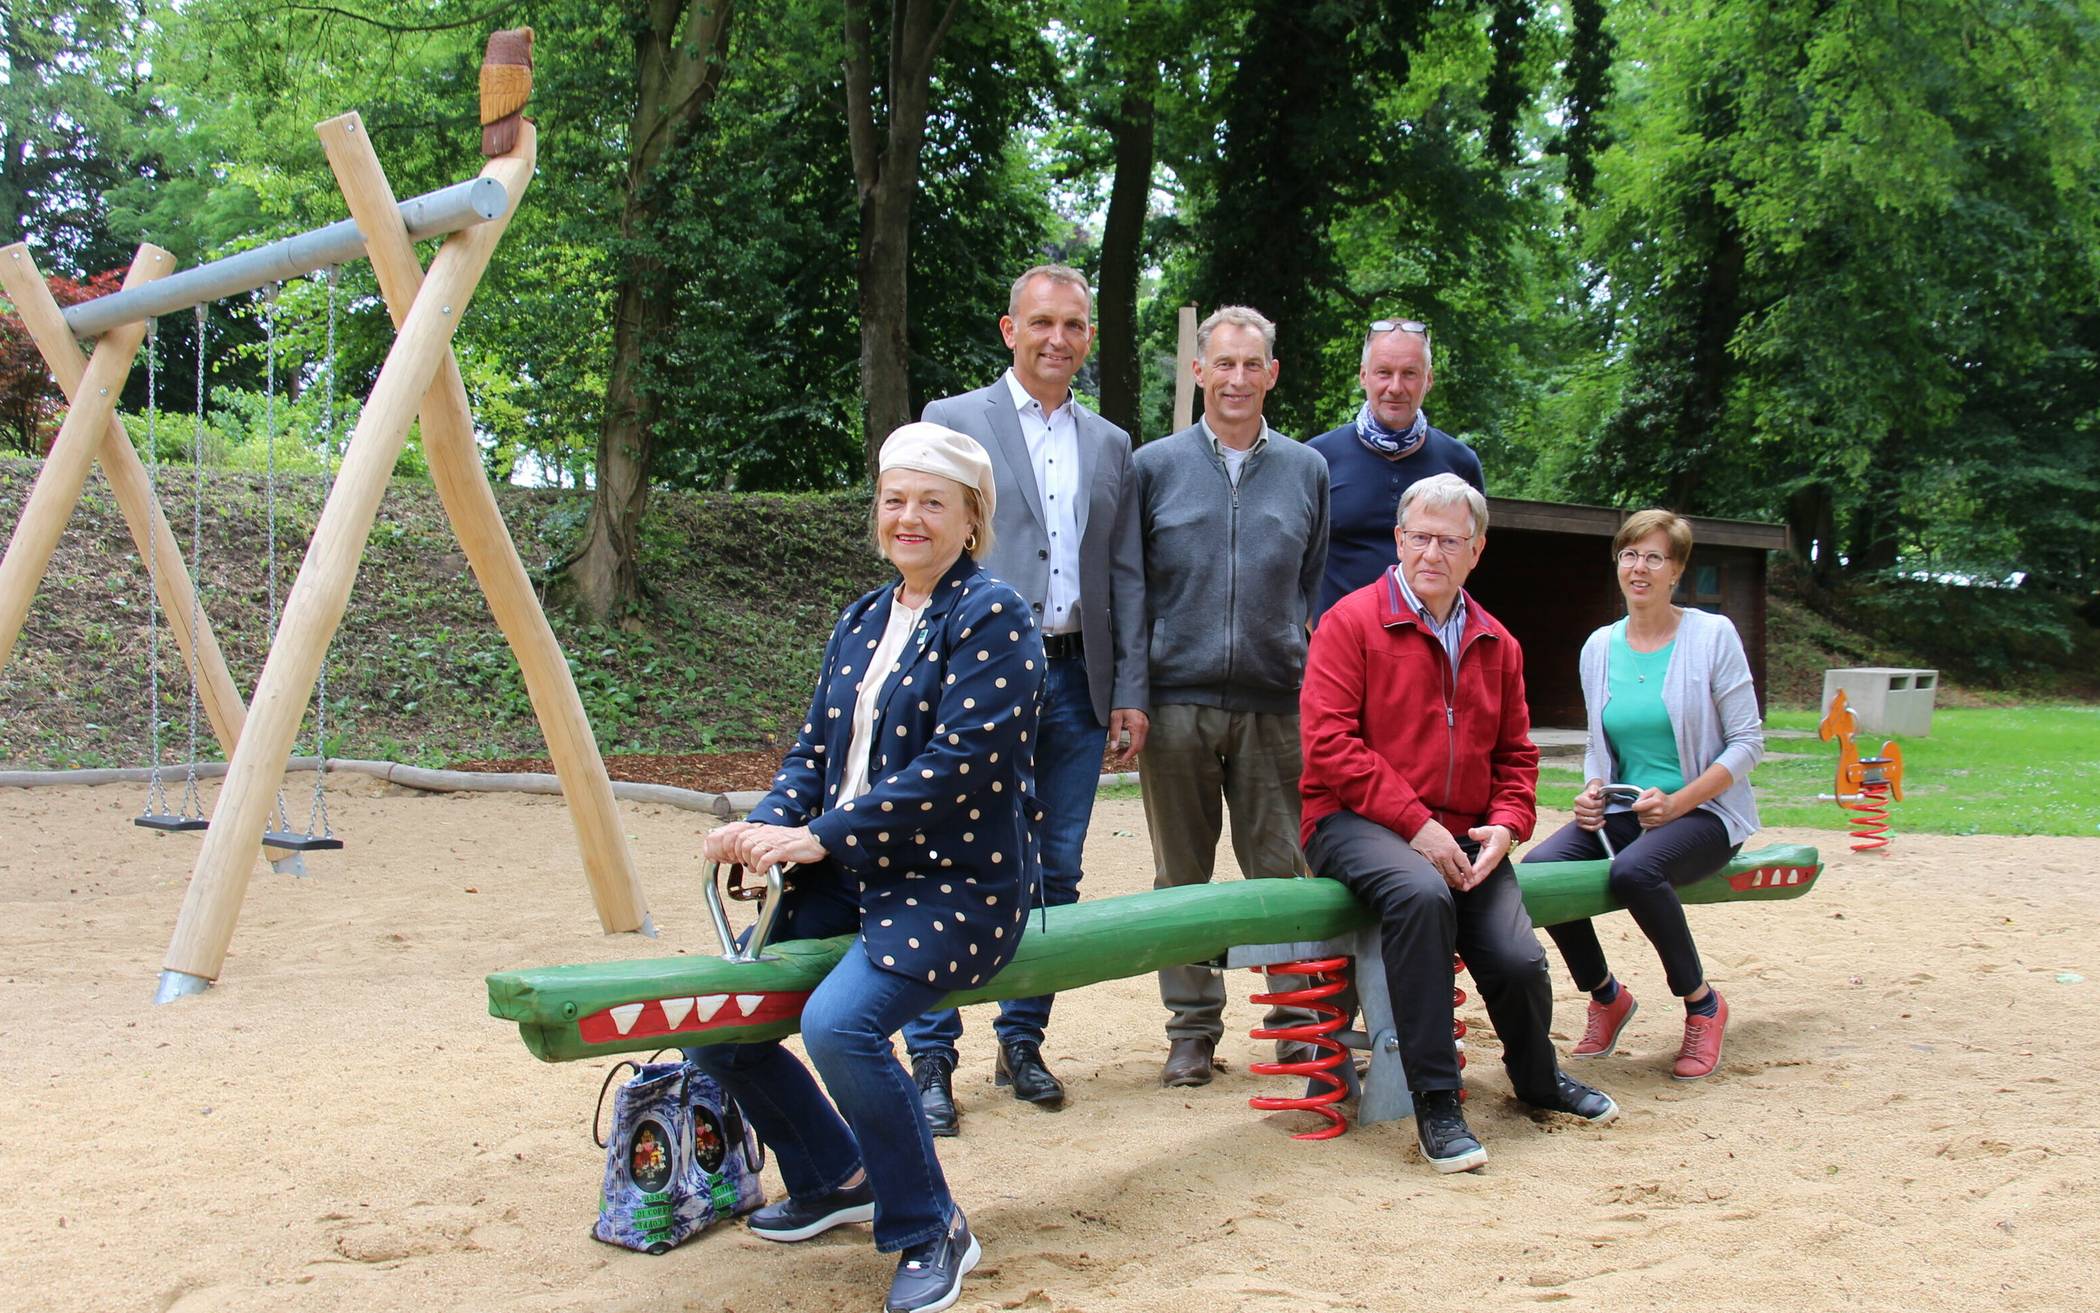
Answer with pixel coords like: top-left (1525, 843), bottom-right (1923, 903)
top-left (1299, 473), bottom-right (1618, 1173)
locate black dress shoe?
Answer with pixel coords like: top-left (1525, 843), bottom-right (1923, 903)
top-left (994, 1040), bottom-right (1066, 1108)
top-left (747, 1175), bottom-right (877, 1242)
top-left (913, 1054), bottom-right (959, 1137)
top-left (1413, 1088), bottom-right (1487, 1173)
top-left (885, 1208), bottom-right (981, 1313)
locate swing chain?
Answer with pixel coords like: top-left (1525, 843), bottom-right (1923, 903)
top-left (175, 303), bottom-right (209, 823)
top-left (141, 315), bottom-right (172, 820)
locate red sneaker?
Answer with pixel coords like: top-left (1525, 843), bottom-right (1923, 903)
top-left (1673, 991), bottom-right (1728, 1080)
top-left (1572, 987), bottom-right (1637, 1059)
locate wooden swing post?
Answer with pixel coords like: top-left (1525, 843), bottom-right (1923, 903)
top-left (161, 126), bottom-right (549, 996)
top-left (0, 246), bottom-right (172, 673)
top-left (316, 110), bottom-right (649, 936)
top-left (0, 246), bottom-right (257, 760)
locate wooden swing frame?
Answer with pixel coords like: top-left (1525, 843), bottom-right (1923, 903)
top-left (0, 104), bottom-right (655, 1002)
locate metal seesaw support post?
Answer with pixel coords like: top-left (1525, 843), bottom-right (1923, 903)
top-left (59, 177), bottom-right (509, 339)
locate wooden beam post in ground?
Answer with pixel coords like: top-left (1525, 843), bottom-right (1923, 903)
top-left (1174, 304), bottom-right (1197, 432)
top-left (0, 245), bottom-right (254, 758)
top-left (316, 111), bottom-right (650, 936)
top-left (159, 130), bottom-right (540, 998)
top-left (0, 245), bottom-right (171, 672)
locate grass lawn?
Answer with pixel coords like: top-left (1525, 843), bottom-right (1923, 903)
top-left (1538, 704), bottom-right (2100, 838)
top-left (1101, 707), bottom-right (2099, 838)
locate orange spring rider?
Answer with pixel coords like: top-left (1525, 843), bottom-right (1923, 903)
top-left (1819, 688), bottom-right (1906, 852)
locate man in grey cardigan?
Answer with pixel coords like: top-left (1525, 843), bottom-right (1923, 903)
top-left (1134, 305), bottom-right (1330, 1087)
top-left (903, 265), bottom-right (1149, 1131)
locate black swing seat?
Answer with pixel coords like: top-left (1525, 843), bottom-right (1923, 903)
top-left (262, 831), bottom-right (345, 852)
top-left (136, 814), bottom-right (210, 833)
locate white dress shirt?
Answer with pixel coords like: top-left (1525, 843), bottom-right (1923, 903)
top-left (1004, 368), bottom-right (1083, 635)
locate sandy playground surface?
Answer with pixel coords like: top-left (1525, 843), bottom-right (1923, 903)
top-left (0, 775), bottom-right (2094, 1313)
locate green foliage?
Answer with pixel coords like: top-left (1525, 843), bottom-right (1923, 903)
top-left (1562, 0), bottom-right (2100, 596)
top-left (7, 0), bottom-right (2098, 620)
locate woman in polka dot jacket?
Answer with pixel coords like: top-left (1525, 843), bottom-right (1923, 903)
top-left (692, 423), bottom-right (1044, 1313)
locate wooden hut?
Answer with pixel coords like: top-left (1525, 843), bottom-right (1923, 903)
top-left (1465, 499), bottom-right (1789, 729)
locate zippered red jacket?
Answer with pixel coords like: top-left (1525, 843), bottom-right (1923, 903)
top-left (1299, 567), bottom-right (1539, 848)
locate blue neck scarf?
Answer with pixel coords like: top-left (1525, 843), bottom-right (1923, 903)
top-left (1354, 402), bottom-right (1429, 460)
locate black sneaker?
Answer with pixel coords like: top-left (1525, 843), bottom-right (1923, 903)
top-left (1532, 1070), bottom-right (1620, 1124)
top-left (914, 1054), bottom-right (960, 1137)
top-left (746, 1175), bottom-right (876, 1243)
top-left (1413, 1088), bottom-right (1487, 1174)
top-left (885, 1208), bottom-right (981, 1313)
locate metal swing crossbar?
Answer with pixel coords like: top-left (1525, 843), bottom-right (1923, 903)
top-left (58, 178), bottom-right (509, 337)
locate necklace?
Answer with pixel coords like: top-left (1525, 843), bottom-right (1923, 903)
top-left (1623, 616), bottom-right (1677, 684)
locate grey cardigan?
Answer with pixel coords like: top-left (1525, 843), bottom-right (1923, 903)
top-left (1580, 606), bottom-right (1764, 844)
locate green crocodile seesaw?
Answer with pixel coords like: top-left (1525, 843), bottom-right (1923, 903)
top-left (487, 843), bottom-right (1823, 1068)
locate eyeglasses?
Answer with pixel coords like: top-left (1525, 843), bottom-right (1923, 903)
top-left (1616, 549), bottom-right (1672, 570)
top-left (1369, 318), bottom-right (1430, 343)
top-left (1401, 530), bottom-right (1471, 555)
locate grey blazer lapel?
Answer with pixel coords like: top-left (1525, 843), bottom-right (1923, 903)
top-left (1073, 406), bottom-right (1103, 539)
top-left (980, 386), bottom-right (1048, 537)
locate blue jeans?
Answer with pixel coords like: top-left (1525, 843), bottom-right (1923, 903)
top-left (689, 935), bottom-right (954, 1252)
top-left (904, 654), bottom-right (1104, 1061)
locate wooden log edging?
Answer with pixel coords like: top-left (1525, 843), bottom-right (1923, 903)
top-left (0, 763), bottom-right (1147, 815)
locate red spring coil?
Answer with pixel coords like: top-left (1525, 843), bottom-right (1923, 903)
top-left (1248, 956), bottom-right (1351, 1141)
top-left (1451, 952), bottom-right (1469, 1073)
top-left (1846, 780), bottom-right (1892, 852)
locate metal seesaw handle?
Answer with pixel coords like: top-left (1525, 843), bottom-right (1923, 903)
top-left (1596, 784), bottom-right (1645, 860)
top-left (700, 861), bottom-right (796, 963)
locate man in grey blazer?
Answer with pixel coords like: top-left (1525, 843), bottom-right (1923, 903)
top-left (901, 264), bottom-right (1149, 1133)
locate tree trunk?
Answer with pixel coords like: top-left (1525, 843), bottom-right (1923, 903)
top-left (1787, 481), bottom-right (1837, 585)
top-left (1667, 215), bottom-right (1744, 509)
top-left (1095, 77), bottom-right (1155, 441)
top-left (844, 0), bottom-right (963, 479)
top-left (564, 0), bottom-right (737, 622)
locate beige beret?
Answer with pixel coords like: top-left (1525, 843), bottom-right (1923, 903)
top-left (878, 422), bottom-right (997, 556)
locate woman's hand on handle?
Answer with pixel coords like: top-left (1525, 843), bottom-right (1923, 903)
top-left (742, 824), bottom-right (828, 872)
top-left (1572, 778), bottom-right (1607, 830)
top-left (702, 821), bottom-right (757, 864)
top-left (1632, 787), bottom-right (1686, 828)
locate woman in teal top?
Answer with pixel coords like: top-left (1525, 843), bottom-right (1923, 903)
top-left (1521, 509), bottom-right (1765, 1081)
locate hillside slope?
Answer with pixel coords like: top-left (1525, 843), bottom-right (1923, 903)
top-left (4, 457), bottom-right (2088, 770)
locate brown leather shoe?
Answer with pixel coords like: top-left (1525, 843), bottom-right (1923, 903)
top-left (1161, 1036), bottom-right (1216, 1087)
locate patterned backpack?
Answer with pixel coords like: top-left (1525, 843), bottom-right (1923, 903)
top-left (592, 1057), bottom-right (765, 1254)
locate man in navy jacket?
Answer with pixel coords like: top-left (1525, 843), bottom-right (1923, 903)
top-left (1308, 319), bottom-right (1485, 624)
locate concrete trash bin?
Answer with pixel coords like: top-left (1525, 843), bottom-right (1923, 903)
top-left (1821, 667), bottom-right (1939, 738)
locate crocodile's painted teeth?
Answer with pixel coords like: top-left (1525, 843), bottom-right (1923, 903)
top-left (609, 1002), bottom-right (645, 1035)
top-left (659, 997), bottom-right (694, 1028)
top-left (695, 994), bottom-right (728, 1022)
top-left (735, 994), bottom-right (764, 1017)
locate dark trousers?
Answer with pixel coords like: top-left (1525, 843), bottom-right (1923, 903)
top-left (1306, 810), bottom-right (1559, 1102)
top-left (1524, 809), bottom-right (1736, 998)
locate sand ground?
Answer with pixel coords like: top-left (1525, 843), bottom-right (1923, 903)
top-left (1, 776), bottom-right (2093, 1313)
